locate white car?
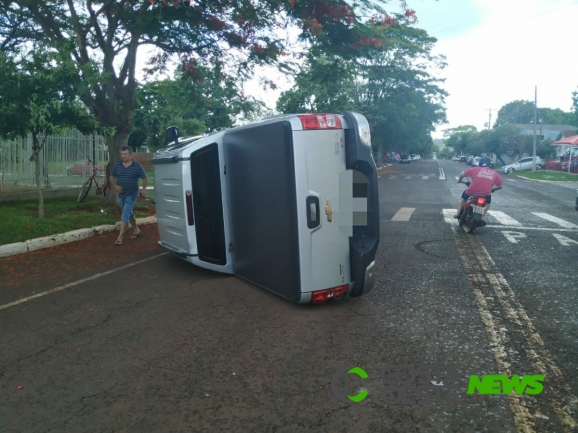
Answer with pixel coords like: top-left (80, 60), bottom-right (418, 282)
top-left (452, 155), bottom-right (461, 161)
top-left (501, 156), bottom-right (545, 173)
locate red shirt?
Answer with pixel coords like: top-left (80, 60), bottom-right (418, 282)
top-left (463, 166), bottom-right (503, 196)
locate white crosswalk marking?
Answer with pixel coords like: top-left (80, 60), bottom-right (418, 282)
top-left (442, 209), bottom-right (458, 225)
top-left (406, 175), bottom-right (411, 179)
top-left (532, 213), bottom-right (578, 229)
top-left (423, 176), bottom-right (429, 179)
top-left (487, 211), bottom-right (522, 226)
top-left (392, 207), bottom-right (416, 221)
top-left (390, 175), bottom-right (396, 179)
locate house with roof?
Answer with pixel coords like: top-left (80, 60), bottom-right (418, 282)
top-left (513, 123), bottom-right (577, 155)
top-left (496, 124), bottom-right (578, 162)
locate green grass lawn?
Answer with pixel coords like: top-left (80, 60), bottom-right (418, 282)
top-left (516, 171), bottom-right (578, 182)
top-left (0, 195), bottom-right (155, 246)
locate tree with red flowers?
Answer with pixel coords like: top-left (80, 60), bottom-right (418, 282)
top-left (0, 0), bottom-right (416, 204)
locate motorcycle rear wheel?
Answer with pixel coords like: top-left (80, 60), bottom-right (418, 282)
top-left (466, 209), bottom-right (476, 234)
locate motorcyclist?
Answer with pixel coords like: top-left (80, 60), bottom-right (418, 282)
top-left (454, 157), bottom-right (504, 226)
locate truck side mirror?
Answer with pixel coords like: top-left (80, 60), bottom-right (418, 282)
top-left (166, 126), bottom-right (179, 145)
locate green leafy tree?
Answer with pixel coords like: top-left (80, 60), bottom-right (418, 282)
top-left (540, 107), bottom-right (573, 125)
top-left (445, 128), bottom-right (476, 156)
top-left (443, 125), bottom-right (477, 138)
top-left (276, 54), bottom-right (358, 114)
top-left (130, 62), bottom-right (263, 151)
top-left (0, 51), bottom-right (98, 217)
top-left (1, 0), bottom-right (416, 204)
top-left (438, 145), bottom-right (454, 159)
top-left (277, 20), bottom-right (447, 163)
top-left (495, 100), bottom-right (536, 127)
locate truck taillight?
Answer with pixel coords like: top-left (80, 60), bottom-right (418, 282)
top-left (311, 284), bottom-right (349, 304)
top-left (298, 114), bottom-right (342, 130)
top-left (185, 190), bottom-right (194, 225)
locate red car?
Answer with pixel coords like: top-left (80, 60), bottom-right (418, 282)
top-left (66, 159), bottom-right (105, 176)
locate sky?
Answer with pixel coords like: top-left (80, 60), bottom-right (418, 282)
top-left (237, 0), bottom-right (578, 139)
top-left (135, 0), bottom-right (578, 140)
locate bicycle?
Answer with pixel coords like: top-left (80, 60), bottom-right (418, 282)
top-left (77, 158), bottom-right (109, 203)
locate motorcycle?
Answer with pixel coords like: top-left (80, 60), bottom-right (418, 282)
top-left (457, 179), bottom-right (496, 234)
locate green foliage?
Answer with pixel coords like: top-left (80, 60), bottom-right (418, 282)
top-left (277, 22), bottom-right (447, 162)
top-left (130, 62), bottom-right (264, 151)
top-left (0, 50), bottom-right (97, 141)
top-left (438, 145), bottom-right (454, 159)
top-left (0, 0), bottom-right (416, 135)
top-left (495, 100), bottom-right (536, 126)
top-left (444, 123), bottom-right (558, 164)
top-left (443, 125), bottom-right (477, 138)
top-left (495, 99), bottom-right (573, 127)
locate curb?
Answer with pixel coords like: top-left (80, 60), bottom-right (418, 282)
top-left (0, 216), bottom-right (157, 259)
top-left (516, 175), bottom-right (578, 184)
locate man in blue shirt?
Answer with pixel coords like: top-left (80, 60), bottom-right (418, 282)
top-left (109, 146), bottom-right (148, 245)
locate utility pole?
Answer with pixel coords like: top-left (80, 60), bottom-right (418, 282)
top-left (532, 86), bottom-right (537, 172)
top-left (485, 109), bottom-right (496, 130)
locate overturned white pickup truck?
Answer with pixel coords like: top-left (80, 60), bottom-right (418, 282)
top-left (152, 112), bottom-right (379, 304)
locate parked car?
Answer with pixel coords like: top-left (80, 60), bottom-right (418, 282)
top-left (66, 159), bottom-right (105, 176)
top-left (472, 157), bottom-right (481, 166)
top-left (453, 155), bottom-right (461, 161)
top-left (459, 156), bottom-right (467, 162)
top-left (416, 155), bottom-right (421, 160)
top-left (410, 154), bottom-right (417, 161)
top-left (399, 154), bottom-right (411, 163)
top-left (501, 156), bottom-right (545, 173)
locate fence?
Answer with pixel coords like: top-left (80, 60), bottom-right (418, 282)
top-left (0, 129), bottom-right (108, 194)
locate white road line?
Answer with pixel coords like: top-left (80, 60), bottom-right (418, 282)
top-left (391, 207), bottom-right (416, 221)
top-left (405, 175), bottom-right (411, 179)
top-left (485, 225), bottom-right (578, 232)
top-left (487, 211), bottom-right (522, 226)
top-left (439, 167), bottom-right (446, 180)
top-left (442, 209), bottom-right (458, 225)
top-left (507, 179), bottom-right (516, 182)
top-left (422, 176), bottom-right (429, 180)
top-left (455, 176), bottom-right (459, 180)
top-left (0, 253), bottom-right (169, 312)
top-left (532, 213), bottom-right (578, 229)
top-left (389, 175), bottom-right (396, 179)
top-left (378, 175), bottom-right (382, 178)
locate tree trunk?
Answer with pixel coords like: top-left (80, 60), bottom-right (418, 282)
top-left (32, 134), bottom-right (44, 218)
top-left (104, 129), bottom-right (131, 206)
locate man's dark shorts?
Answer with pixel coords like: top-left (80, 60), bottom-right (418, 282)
top-left (462, 191), bottom-right (491, 204)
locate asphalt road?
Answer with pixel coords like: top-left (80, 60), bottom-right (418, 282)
top-left (1, 159), bottom-right (577, 433)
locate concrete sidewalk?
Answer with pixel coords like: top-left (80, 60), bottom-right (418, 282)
top-left (0, 216), bottom-right (158, 259)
